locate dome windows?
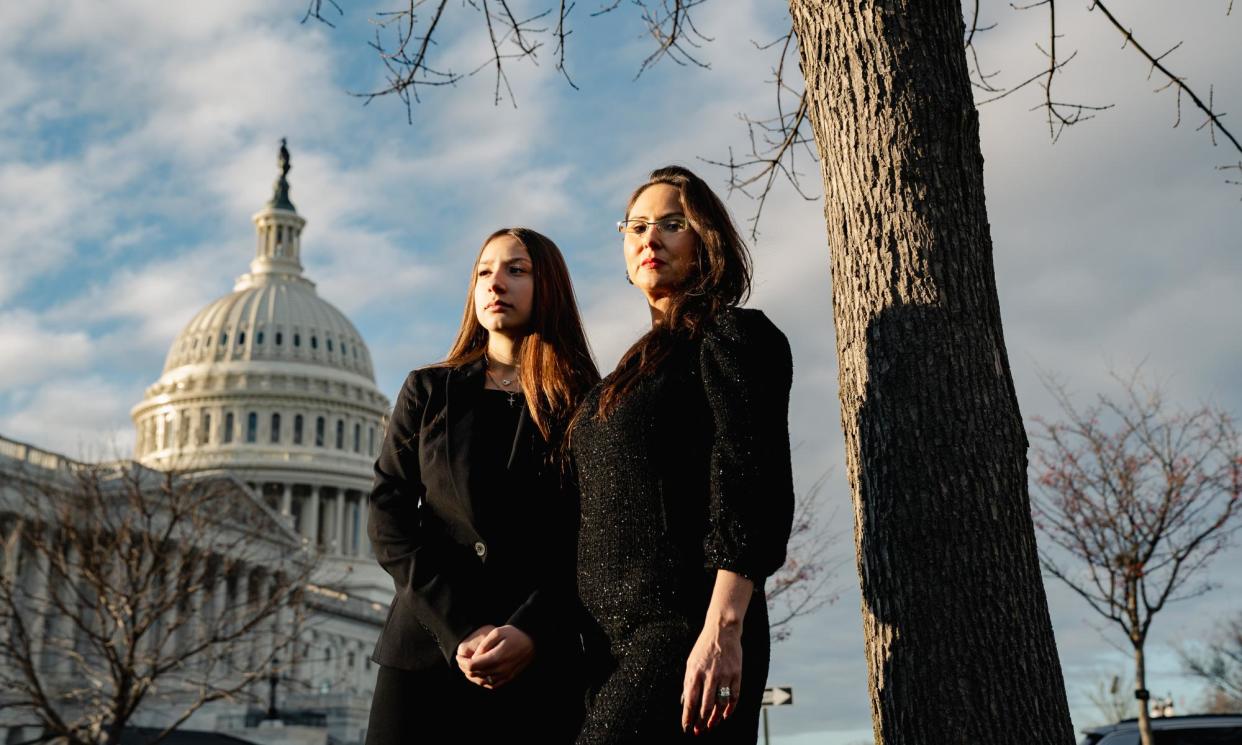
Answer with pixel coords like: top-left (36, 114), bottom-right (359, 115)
top-left (257, 330), bottom-right (264, 345)
top-left (246, 412), bottom-right (258, 443)
top-left (200, 413), bottom-right (212, 445)
top-left (276, 331), bottom-right (284, 346)
top-left (335, 420), bottom-right (344, 450)
top-left (293, 414), bottom-right (304, 445)
top-left (326, 338), bottom-right (333, 353)
top-left (315, 416), bottom-right (325, 447)
top-left (224, 413), bottom-right (235, 444)
top-left (294, 333), bottom-right (301, 348)
top-left (220, 332), bottom-right (228, 346)
top-left (238, 331), bottom-right (246, 345)
top-left (271, 413), bottom-right (281, 443)
top-left (353, 423), bottom-right (360, 453)
top-left (311, 336), bottom-right (318, 350)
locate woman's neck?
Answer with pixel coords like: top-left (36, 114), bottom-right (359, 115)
top-left (647, 295), bottom-right (672, 327)
top-left (486, 333), bottom-right (521, 372)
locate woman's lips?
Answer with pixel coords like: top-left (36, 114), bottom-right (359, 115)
top-left (640, 258), bottom-right (664, 269)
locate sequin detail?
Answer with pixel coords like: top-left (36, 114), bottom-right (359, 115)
top-left (572, 307), bottom-right (795, 744)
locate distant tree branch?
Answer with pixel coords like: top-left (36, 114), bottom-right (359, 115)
top-left (766, 470), bottom-right (847, 643)
top-left (701, 29), bottom-right (818, 240)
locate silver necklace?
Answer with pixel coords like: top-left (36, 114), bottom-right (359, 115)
top-left (484, 354), bottom-right (520, 406)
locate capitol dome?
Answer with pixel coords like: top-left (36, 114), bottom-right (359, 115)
top-left (131, 142), bottom-right (391, 593)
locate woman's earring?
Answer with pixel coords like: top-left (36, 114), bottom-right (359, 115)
top-left (625, 272), bottom-right (633, 285)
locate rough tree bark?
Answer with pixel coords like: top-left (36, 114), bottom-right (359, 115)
top-left (787, 3), bottom-right (1074, 742)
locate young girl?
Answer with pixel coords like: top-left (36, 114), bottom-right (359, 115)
top-left (366, 228), bottom-right (598, 744)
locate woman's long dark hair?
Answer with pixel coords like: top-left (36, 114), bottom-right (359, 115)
top-left (441, 227), bottom-right (599, 447)
top-left (593, 165), bottom-right (752, 418)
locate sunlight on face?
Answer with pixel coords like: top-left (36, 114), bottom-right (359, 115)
top-left (624, 183), bottom-right (698, 306)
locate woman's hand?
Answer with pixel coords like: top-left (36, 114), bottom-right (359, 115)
top-left (455, 624), bottom-right (535, 690)
top-left (682, 569), bottom-right (754, 734)
top-left (681, 622), bottom-right (743, 735)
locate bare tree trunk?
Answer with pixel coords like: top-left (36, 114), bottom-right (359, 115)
top-left (1136, 644), bottom-right (1153, 745)
top-left (786, 2), bottom-right (1074, 743)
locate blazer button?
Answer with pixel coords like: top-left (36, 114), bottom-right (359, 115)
top-left (473, 541), bottom-right (486, 558)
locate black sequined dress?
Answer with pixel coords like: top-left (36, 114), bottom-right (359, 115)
top-left (572, 307), bottom-right (795, 744)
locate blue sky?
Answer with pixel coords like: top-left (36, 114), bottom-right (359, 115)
top-left (2, 2), bottom-right (1240, 742)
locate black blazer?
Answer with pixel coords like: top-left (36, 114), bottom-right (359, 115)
top-left (368, 358), bottom-right (578, 672)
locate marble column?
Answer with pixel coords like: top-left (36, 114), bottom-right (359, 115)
top-left (231, 567), bottom-right (251, 676)
top-left (333, 490), bottom-right (346, 555)
top-left (25, 537), bottom-right (51, 666)
top-left (303, 487), bottom-right (321, 548)
top-left (279, 483), bottom-right (293, 520)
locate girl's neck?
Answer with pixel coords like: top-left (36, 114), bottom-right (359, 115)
top-left (486, 333), bottom-right (520, 370)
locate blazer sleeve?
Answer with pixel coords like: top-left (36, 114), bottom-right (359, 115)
top-left (698, 307), bottom-right (796, 582)
top-left (369, 370), bottom-right (484, 663)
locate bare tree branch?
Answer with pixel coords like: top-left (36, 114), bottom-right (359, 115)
top-left (701, 29), bottom-right (818, 240)
top-left (766, 471), bottom-right (847, 643)
top-left (1090, 0), bottom-right (1242, 156)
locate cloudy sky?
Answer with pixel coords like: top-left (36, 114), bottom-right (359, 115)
top-left (2, 1), bottom-right (1239, 742)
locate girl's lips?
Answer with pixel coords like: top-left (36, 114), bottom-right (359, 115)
top-left (640, 259), bottom-right (664, 269)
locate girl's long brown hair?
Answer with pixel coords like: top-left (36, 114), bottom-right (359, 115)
top-left (442, 227), bottom-right (599, 448)
top-left (592, 165), bottom-right (752, 419)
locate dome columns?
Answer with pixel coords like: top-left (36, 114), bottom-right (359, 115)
top-left (256, 481), bottom-right (370, 559)
top-left (248, 208), bottom-right (307, 280)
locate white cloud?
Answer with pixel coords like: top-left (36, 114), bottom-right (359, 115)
top-left (0, 375), bottom-right (135, 460)
top-left (0, 310), bottom-right (94, 388)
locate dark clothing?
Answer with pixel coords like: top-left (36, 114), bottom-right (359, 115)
top-left (572, 307), bottom-right (795, 744)
top-left (367, 655), bottom-right (582, 744)
top-left (366, 360), bottom-right (583, 743)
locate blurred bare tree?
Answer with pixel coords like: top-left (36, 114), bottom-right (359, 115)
top-left (767, 472), bottom-right (847, 643)
top-left (1180, 612), bottom-right (1242, 713)
top-left (0, 453), bottom-right (316, 745)
top-left (1031, 370), bottom-right (1242, 745)
top-left (1087, 673), bottom-right (1135, 725)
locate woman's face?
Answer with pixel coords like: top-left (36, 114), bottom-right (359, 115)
top-left (474, 234), bottom-right (534, 337)
top-left (624, 183), bottom-right (698, 305)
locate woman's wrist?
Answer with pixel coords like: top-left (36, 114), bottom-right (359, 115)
top-left (706, 610), bottom-right (744, 633)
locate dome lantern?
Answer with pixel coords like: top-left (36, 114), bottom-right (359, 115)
top-left (240, 138), bottom-right (308, 290)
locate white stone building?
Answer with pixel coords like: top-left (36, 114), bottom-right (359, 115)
top-left (1, 144), bottom-right (393, 745)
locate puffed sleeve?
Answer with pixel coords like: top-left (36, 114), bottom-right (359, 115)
top-left (369, 370), bottom-right (483, 662)
top-left (698, 307), bottom-right (795, 581)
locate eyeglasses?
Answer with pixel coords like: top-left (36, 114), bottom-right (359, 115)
top-left (616, 216), bottom-right (690, 236)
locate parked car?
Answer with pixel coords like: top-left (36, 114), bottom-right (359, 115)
top-left (1079, 714), bottom-right (1242, 744)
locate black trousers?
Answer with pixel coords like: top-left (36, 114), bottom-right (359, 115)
top-left (366, 658), bottom-right (584, 745)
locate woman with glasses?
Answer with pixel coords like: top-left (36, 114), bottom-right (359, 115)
top-left (571, 166), bottom-right (795, 743)
top-left (366, 228), bottom-right (598, 744)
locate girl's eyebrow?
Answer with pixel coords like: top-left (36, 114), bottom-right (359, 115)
top-left (478, 256), bottom-right (532, 267)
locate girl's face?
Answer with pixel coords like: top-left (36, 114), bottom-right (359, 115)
top-left (474, 235), bottom-right (534, 336)
top-left (623, 183), bottom-right (699, 305)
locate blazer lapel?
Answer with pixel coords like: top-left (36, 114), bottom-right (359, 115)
top-left (444, 359), bottom-right (485, 521)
